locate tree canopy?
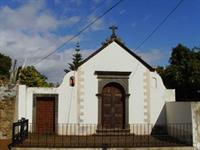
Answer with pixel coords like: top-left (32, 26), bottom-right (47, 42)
top-left (156, 44), bottom-right (200, 101)
top-left (0, 53), bottom-right (12, 83)
top-left (17, 66), bottom-right (53, 87)
top-left (68, 43), bottom-right (83, 71)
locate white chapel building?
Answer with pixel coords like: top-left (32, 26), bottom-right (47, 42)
top-left (17, 27), bottom-right (175, 134)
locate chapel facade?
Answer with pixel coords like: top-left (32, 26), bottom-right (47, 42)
top-left (17, 27), bottom-right (175, 134)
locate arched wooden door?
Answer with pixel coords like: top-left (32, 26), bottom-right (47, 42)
top-left (101, 83), bottom-right (125, 129)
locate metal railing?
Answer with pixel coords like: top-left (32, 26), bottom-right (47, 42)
top-left (17, 123), bottom-right (192, 148)
top-left (8, 118), bottom-right (28, 149)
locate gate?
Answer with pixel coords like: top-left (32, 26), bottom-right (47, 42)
top-left (8, 118), bottom-right (28, 149)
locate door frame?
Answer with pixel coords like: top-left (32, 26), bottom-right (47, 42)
top-left (95, 71), bottom-right (131, 130)
top-left (32, 94), bottom-right (58, 133)
top-left (101, 82), bottom-right (126, 129)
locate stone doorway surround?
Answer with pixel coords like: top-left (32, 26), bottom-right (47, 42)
top-left (32, 94), bottom-right (58, 133)
top-left (94, 71), bottom-right (131, 130)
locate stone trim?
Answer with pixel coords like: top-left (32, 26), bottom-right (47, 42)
top-left (95, 71), bottom-right (131, 129)
top-left (95, 71), bottom-right (131, 76)
top-left (143, 71), bottom-right (151, 123)
top-left (77, 69), bottom-right (85, 123)
top-left (191, 102), bottom-right (200, 148)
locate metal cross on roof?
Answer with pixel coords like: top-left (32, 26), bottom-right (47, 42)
top-left (109, 25), bottom-right (118, 38)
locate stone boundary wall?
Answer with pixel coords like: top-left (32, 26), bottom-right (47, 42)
top-left (191, 102), bottom-right (200, 149)
top-left (0, 85), bottom-right (17, 139)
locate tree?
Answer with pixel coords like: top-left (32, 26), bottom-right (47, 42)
top-left (156, 44), bottom-right (200, 101)
top-left (17, 66), bottom-right (53, 87)
top-left (68, 43), bottom-right (83, 71)
top-left (0, 53), bottom-right (12, 80)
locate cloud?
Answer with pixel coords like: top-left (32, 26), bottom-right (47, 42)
top-left (87, 14), bottom-right (105, 31)
top-left (142, 14), bottom-right (152, 22)
top-left (136, 49), bottom-right (166, 66)
top-left (54, 0), bottom-right (62, 4)
top-left (119, 9), bottom-right (126, 15)
top-left (92, 0), bottom-right (101, 4)
top-left (36, 49), bottom-right (93, 83)
top-left (0, 1), bottom-right (80, 34)
top-left (0, 1), bottom-right (113, 83)
top-left (131, 22), bottom-right (137, 28)
top-left (70, 0), bottom-right (83, 6)
top-left (64, 16), bottom-right (80, 26)
top-left (0, 1), bottom-right (83, 83)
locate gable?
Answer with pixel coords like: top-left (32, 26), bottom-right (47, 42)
top-left (80, 39), bottom-right (155, 71)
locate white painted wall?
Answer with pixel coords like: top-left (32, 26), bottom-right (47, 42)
top-left (149, 72), bottom-right (175, 125)
top-left (166, 102), bottom-right (192, 124)
top-left (166, 102), bottom-right (192, 143)
top-left (17, 71), bottom-right (77, 125)
top-left (78, 41), bottom-right (175, 125)
top-left (17, 41), bottom-right (175, 135)
top-left (18, 85), bottom-right (27, 119)
top-left (57, 71), bottom-right (77, 124)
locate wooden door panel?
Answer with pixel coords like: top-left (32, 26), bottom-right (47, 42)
top-left (36, 97), bottom-right (55, 134)
top-left (102, 84), bottom-right (125, 129)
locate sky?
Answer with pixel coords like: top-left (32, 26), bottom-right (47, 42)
top-left (0, 0), bottom-right (199, 83)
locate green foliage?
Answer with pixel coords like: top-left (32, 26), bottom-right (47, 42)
top-left (68, 43), bottom-right (83, 71)
top-left (0, 53), bottom-right (12, 79)
top-left (157, 44), bottom-right (200, 101)
top-left (18, 66), bottom-right (53, 87)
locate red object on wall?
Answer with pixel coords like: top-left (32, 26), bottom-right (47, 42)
top-left (70, 76), bottom-right (75, 87)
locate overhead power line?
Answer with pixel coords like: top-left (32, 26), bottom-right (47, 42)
top-left (134, 0), bottom-right (184, 51)
top-left (25, 0), bottom-right (106, 66)
top-left (33, 0), bottom-right (123, 66)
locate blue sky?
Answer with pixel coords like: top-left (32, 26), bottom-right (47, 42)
top-left (0, 0), bottom-right (199, 82)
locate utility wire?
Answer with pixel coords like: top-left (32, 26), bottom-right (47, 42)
top-left (134, 0), bottom-right (184, 51)
top-left (33, 0), bottom-right (123, 66)
top-left (129, 0), bottom-right (184, 82)
top-left (26, 0), bottom-right (106, 65)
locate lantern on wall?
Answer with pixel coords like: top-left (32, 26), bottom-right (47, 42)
top-left (69, 76), bottom-right (75, 87)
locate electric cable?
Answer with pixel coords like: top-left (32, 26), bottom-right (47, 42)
top-left (33, 0), bottom-right (123, 66)
top-left (134, 0), bottom-right (184, 51)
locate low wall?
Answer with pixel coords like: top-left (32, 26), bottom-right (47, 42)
top-left (166, 102), bottom-right (192, 124)
top-left (166, 102), bottom-right (193, 144)
top-left (0, 85), bottom-right (17, 139)
top-left (166, 102), bottom-right (200, 149)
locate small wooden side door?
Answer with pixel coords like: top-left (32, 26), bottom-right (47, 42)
top-left (36, 97), bottom-right (55, 134)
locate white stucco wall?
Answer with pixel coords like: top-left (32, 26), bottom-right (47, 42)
top-left (17, 41), bottom-right (175, 134)
top-left (78, 41), bottom-right (175, 125)
top-left (149, 72), bottom-right (175, 125)
top-left (57, 71), bottom-right (77, 124)
top-left (166, 102), bottom-right (192, 143)
top-left (17, 71), bottom-right (77, 125)
top-left (166, 102), bottom-right (192, 124)
top-left (18, 85), bottom-right (27, 119)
